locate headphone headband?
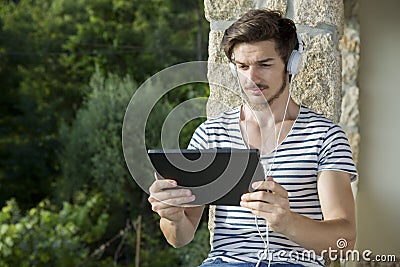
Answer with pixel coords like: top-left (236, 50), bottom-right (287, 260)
top-left (230, 33), bottom-right (303, 76)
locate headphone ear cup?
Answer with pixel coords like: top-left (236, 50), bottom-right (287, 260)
top-left (287, 50), bottom-right (302, 75)
top-left (229, 62), bottom-right (237, 76)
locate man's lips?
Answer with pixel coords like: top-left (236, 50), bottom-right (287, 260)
top-left (245, 84), bottom-right (268, 91)
top-left (246, 87), bottom-right (267, 92)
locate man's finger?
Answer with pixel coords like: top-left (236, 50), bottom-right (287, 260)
top-left (149, 179), bottom-right (177, 193)
top-left (251, 178), bottom-right (288, 198)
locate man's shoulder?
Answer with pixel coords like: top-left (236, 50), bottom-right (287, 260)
top-left (299, 106), bottom-right (338, 128)
top-left (203, 107), bottom-right (240, 125)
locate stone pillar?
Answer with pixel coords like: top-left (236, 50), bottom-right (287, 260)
top-left (340, 0), bottom-right (360, 160)
top-left (339, 0), bottom-right (360, 197)
top-left (204, 0), bottom-right (358, 249)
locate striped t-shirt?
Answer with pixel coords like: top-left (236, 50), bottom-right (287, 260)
top-left (187, 105), bottom-right (357, 266)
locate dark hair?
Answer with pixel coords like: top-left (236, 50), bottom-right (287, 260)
top-left (221, 9), bottom-right (298, 66)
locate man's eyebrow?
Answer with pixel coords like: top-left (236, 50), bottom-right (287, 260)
top-left (234, 58), bottom-right (275, 64)
top-left (257, 58), bottom-right (275, 63)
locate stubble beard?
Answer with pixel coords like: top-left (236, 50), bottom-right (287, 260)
top-left (244, 72), bottom-right (288, 111)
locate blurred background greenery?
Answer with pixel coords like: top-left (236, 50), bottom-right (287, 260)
top-left (0, 0), bottom-right (210, 266)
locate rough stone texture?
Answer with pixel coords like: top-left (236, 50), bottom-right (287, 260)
top-left (340, 85), bottom-right (359, 128)
top-left (207, 30), bottom-right (243, 117)
top-left (208, 30), bottom-right (227, 64)
top-left (340, 21), bottom-right (360, 86)
top-left (294, 0), bottom-right (344, 35)
top-left (340, 22), bottom-right (360, 53)
top-left (204, 0), bottom-right (255, 21)
top-left (207, 89), bottom-right (242, 118)
top-left (340, 0), bottom-right (360, 167)
top-left (342, 51), bottom-right (359, 86)
top-left (291, 33), bottom-right (342, 122)
top-left (254, 0), bottom-right (287, 13)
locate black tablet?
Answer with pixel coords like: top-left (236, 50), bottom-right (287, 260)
top-left (147, 148), bottom-right (265, 206)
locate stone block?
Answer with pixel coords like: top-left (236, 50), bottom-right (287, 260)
top-left (291, 33), bottom-right (342, 122)
top-left (208, 30), bottom-right (228, 64)
top-left (207, 30), bottom-right (244, 118)
top-left (294, 0), bottom-right (344, 35)
top-left (342, 51), bottom-right (359, 85)
top-left (340, 85), bottom-right (359, 128)
top-left (207, 55), bottom-right (243, 118)
top-left (339, 23), bottom-right (360, 53)
top-left (254, 0), bottom-right (287, 13)
top-left (204, 0), bottom-right (255, 21)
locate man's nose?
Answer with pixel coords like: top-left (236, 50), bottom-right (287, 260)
top-left (246, 66), bottom-right (261, 84)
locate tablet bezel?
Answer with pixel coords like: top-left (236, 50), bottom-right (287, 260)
top-left (147, 148), bottom-right (265, 206)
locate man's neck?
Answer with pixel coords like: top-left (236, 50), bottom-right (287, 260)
top-left (242, 98), bottom-right (299, 126)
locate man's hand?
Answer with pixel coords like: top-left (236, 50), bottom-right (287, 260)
top-left (240, 177), bottom-right (293, 234)
top-left (148, 173), bottom-right (203, 247)
top-left (148, 173), bottom-right (196, 222)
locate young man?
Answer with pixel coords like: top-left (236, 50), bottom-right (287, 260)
top-left (148, 9), bottom-right (357, 267)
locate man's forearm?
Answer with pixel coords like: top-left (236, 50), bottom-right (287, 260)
top-left (160, 211), bottom-right (198, 248)
top-left (285, 212), bottom-right (356, 254)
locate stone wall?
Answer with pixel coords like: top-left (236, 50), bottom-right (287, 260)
top-left (204, 0), bottom-right (361, 259)
top-left (340, 0), bottom-right (360, 198)
top-left (205, 0), bottom-right (345, 120)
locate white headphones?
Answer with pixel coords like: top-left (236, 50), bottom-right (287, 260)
top-left (229, 33), bottom-right (303, 76)
top-left (286, 33), bottom-right (303, 75)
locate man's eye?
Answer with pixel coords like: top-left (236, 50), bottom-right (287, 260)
top-left (238, 65), bottom-right (248, 70)
top-left (261, 64), bottom-right (272, 67)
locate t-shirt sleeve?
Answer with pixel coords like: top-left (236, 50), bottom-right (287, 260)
top-left (187, 122), bottom-right (209, 149)
top-left (318, 125), bottom-right (358, 182)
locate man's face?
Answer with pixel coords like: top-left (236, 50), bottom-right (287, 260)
top-left (232, 40), bottom-right (288, 106)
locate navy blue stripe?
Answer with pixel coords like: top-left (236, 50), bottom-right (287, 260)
top-left (278, 144), bottom-right (322, 153)
top-left (206, 126), bottom-right (241, 132)
top-left (189, 136), bottom-right (206, 149)
top-left (210, 139), bottom-right (243, 146)
top-left (289, 130), bottom-right (327, 137)
top-left (269, 174), bottom-right (316, 179)
top-left (261, 152), bottom-right (318, 160)
top-left (283, 137), bottom-right (324, 145)
top-left (289, 192), bottom-right (319, 198)
top-left (279, 180), bottom-right (316, 186)
top-left (208, 132), bottom-right (242, 141)
top-left (266, 159), bottom-right (318, 164)
top-left (206, 120), bottom-right (239, 126)
top-left (269, 167), bottom-right (318, 172)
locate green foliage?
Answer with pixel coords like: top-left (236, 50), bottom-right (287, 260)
top-left (56, 69), bottom-right (210, 266)
top-left (0, 0), bottom-right (211, 265)
top-left (0, 0), bottom-right (209, 209)
top-left (57, 70), bottom-right (140, 204)
top-left (0, 193), bottom-right (110, 267)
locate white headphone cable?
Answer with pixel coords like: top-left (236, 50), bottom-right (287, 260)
top-left (233, 59), bottom-right (293, 267)
top-left (255, 80), bottom-right (293, 267)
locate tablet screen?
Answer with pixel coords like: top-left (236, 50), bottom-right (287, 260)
top-left (147, 148), bottom-right (265, 206)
